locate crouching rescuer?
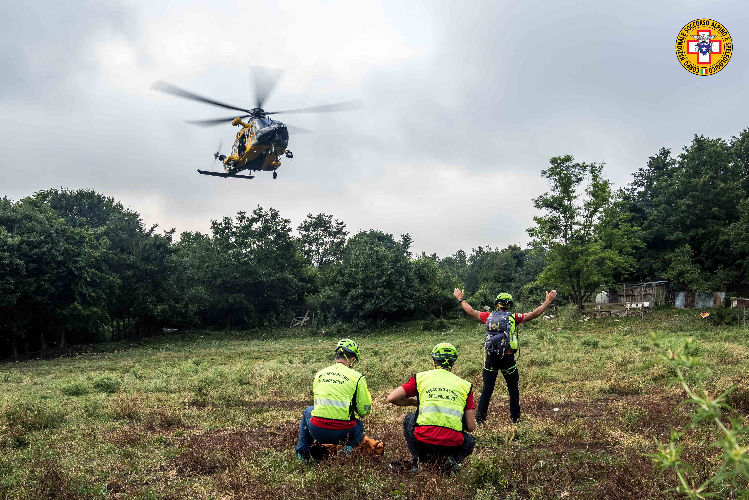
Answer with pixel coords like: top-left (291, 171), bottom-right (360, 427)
top-left (387, 343), bottom-right (476, 470)
top-left (295, 339), bottom-right (372, 461)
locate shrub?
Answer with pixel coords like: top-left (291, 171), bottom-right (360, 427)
top-left (3, 401), bottom-right (67, 432)
top-left (470, 456), bottom-right (509, 488)
top-left (109, 395), bottom-right (142, 422)
top-left (323, 321), bottom-right (349, 337)
top-left (82, 398), bottom-right (102, 419)
top-left (711, 307), bottom-right (737, 325)
top-left (421, 317), bottom-right (449, 331)
top-left (190, 372), bottom-right (221, 400)
top-left (92, 376), bottom-right (121, 394)
top-left (580, 337), bottom-right (599, 348)
top-left (60, 379), bottom-right (90, 396)
top-left (0, 372), bottom-right (22, 383)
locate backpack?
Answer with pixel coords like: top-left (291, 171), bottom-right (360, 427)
top-left (484, 310), bottom-right (517, 356)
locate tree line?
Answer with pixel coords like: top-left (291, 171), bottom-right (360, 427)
top-left (1, 127), bottom-right (748, 358)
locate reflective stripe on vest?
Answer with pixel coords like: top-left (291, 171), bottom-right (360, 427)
top-left (314, 398), bottom-right (349, 408)
top-left (415, 369), bottom-right (472, 432)
top-left (311, 363), bottom-right (363, 421)
top-left (419, 406), bottom-right (463, 418)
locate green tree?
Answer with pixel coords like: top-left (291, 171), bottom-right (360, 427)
top-left (0, 203), bottom-right (25, 358)
top-left (29, 188), bottom-right (179, 339)
top-left (625, 133), bottom-right (748, 289)
top-left (0, 198), bottom-right (115, 355)
top-left (462, 245), bottom-right (543, 302)
top-left (439, 249), bottom-right (468, 286)
top-left (208, 207), bottom-right (310, 328)
top-left (337, 230), bottom-right (416, 322)
top-left (528, 155), bottom-right (640, 310)
top-left (662, 245), bottom-right (707, 291)
top-left (297, 213), bottom-right (348, 267)
top-left (412, 253), bottom-right (455, 318)
top-left (296, 213), bottom-right (348, 323)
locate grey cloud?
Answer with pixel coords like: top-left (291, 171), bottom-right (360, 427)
top-left (0, 0), bottom-right (135, 105)
top-left (2, 0), bottom-right (748, 258)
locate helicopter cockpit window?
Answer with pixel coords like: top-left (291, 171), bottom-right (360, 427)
top-left (253, 118), bottom-right (272, 131)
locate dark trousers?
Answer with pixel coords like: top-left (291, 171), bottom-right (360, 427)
top-left (295, 406), bottom-right (364, 454)
top-left (476, 351), bottom-right (520, 423)
top-left (402, 413), bottom-right (475, 464)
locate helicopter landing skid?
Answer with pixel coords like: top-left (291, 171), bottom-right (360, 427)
top-left (197, 170), bottom-right (255, 179)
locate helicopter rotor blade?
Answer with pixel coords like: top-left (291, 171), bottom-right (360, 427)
top-left (265, 99), bottom-right (364, 115)
top-left (185, 115), bottom-right (251, 127)
top-left (151, 81), bottom-right (252, 114)
top-left (251, 66), bottom-right (283, 110)
top-left (284, 124), bottom-right (313, 134)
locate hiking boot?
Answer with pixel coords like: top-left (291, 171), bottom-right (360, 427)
top-left (297, 452), bottom-right (310, 463)
top-left (411, 458), bottom-right (419, 472)
top-left (340, 445), bottom-right (355, 456)
top-left (443, 455), bottom-right (460, 475)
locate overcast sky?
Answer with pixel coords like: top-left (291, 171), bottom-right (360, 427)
top-left (2, 0), bottom-right (748, 257)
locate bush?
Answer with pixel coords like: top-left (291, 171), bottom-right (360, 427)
top-left (92, 376), bottom-right (121, 394)
top-left (322, 321), bottom-right (349, 337)
top-left (711, 306), bottom-right (738, 325)
top-left (0, 372), bottom-right (22, 383)
top-left (421, 317), bottom-right (449, 331)
top-left (470, 456), bottom-right (509, 488)
top-left (109, 395), bottom-right (142, 422)
top-left (580, 337), bottom-right (599, 348)
top-left (3, 401), bottom-right (67, 432)
top-left (60, 379), bottom-right (90, 396)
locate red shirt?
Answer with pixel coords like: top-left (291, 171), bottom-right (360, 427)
top-left (310, 416), bottom-right (356, 429)
top-left (402, 375), bottom-right (475, 446)
top-left (479, 311), bottom-right (525, 324)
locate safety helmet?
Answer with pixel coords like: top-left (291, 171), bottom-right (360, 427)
top-left (496, 293), bottom-right (513, 309)
top-left (335, 339), bottom-right (360, 361)
top-left (431, 342), bottom-right (458, 368)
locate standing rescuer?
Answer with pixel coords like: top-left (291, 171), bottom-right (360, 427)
top-left (295, 339), bottom-right (372, 461)
top-left (454, 288), bottom-right (557, 424)
top-left (386, 343), bottom-right (476, 471)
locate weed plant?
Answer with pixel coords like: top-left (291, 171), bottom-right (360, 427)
top-left (650, 335), bottom-right (749, 499)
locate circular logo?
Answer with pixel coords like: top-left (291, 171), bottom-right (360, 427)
top-left (676, 19), bottom-right (732, 76)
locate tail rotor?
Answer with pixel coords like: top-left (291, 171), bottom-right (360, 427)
top-left (212, 139), bottom-right (225, 167)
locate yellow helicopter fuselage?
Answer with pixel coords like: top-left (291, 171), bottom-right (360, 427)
top-left (223, 117), bottom-right (290, 174)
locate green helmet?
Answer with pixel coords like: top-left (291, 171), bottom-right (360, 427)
top-left (496, 293), bottom-right (513, 308)
top-left (431, 342), bottom-right (458, 368)
top-left (335, 339), bottom-right (360, 361)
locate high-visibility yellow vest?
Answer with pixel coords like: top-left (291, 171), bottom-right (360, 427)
top-left (415, 368), bottom-right (472, 432)
top-left (311, 363), bottom-right (372, 421)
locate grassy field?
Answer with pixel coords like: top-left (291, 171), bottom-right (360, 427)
top-left (1, 309), bottom-right (748, 499)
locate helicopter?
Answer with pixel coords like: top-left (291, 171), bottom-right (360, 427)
top-left (151, 67), bottom-right (363, 179)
